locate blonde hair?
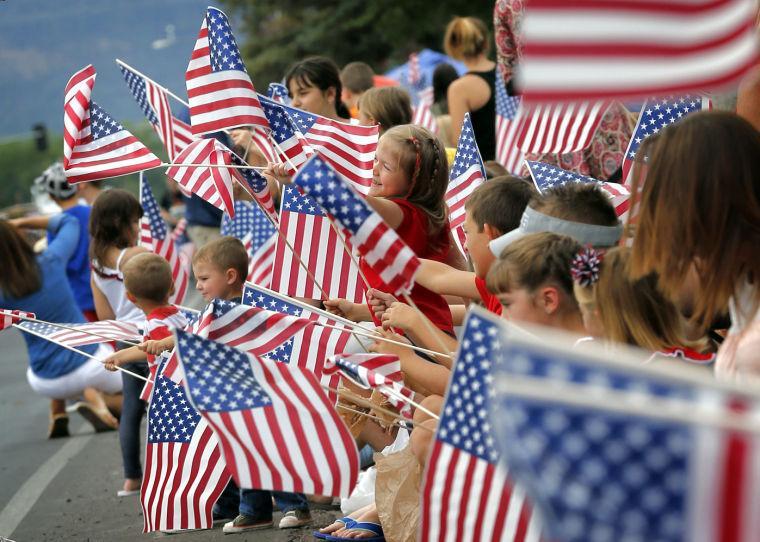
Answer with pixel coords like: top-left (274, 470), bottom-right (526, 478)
top-left (358, 87), bottom-right (412, 134)
top-left (444, 16), bottom-right (490, 60)
top-left (380, 124), bottom-right (449, 246)
top-left (123, 253), bottom-right (173, 303)
top-left (193, 236), bottom-right (248, 286)
top-left (486, 232), bottom-right (581, 307)
top-left (576, 247), bottom-right (699, 352)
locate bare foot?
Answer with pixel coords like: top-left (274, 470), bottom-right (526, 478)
top-left (319, 503), bottom-right (373, 535)
top-left (123, 478), bottom-right (141, 492)
top-left (341, 504), bottom-right (381, 539)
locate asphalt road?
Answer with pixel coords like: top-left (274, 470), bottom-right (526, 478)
top-left (0, 328), bottom-right (339, 542)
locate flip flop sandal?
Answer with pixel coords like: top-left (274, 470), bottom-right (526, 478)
top-left (325, 521), bottom-right (385, 541)
top-left (76, 402), bottom-right (118, 432)
top-left (48, 414), bottom-right (69, 439)
top-left (313, 517), bottom-right (357, 539)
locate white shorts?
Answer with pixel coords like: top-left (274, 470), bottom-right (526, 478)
top-left (26, 344), bottom-right (123, 400)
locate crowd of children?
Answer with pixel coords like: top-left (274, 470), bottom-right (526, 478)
top-left (0, 8), bottom-right (758, 541)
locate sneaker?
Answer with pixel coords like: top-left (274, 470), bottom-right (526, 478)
top-left (222, 514), bottom-right (273, 534)
top-left (278, 510), bottom-right (312, 529)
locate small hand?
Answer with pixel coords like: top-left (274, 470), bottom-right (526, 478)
top-left (381, 301), bottom-right (419, 332)
top-left (367, 288), bottom-right (397, 321)
top-left (229, 128), bottom-right (254, 150)
top-left (139, 336), bottom-right (174, 355)
top-left (103, 352), bottom-right (126, 372)
top-left (323, 298), bottom-right (360, 321)
top-left (262, 162), bottom-right (292, 185)
top-left (369, 327), bottom-right (411, 358)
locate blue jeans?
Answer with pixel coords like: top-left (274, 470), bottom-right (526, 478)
top-left (119, 361), bottom-right (148, 479)
top-left (214, 479), bottom-right (308, 520)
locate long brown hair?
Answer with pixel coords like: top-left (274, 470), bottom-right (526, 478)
top-left (0, 221), bottom-right (41, 298)
top-left (576, 247), bottom-right (697, 352)
top-left (381, 124), bottom-right (449, 245)
top-left (629, 111), bottom-right (760, 329)
top-left (89, 189), bottom-right (143, 272)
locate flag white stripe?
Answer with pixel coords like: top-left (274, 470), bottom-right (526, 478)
top-left (521, 34), bottom-right (758, 91)
top-left (523, 1), bottom-right (756, 44)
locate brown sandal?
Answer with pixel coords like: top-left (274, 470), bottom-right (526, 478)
top-left (48, 414), bottom-right (70, 439)
top-left (76, 402), bottom-right (118, 432)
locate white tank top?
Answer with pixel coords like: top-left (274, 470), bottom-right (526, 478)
top-left (91, 248), bottom-right (145, 326)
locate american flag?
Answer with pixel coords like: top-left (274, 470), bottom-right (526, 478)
top-left (259, 96), bottom-right (314, 173)
top-left (221, 201), bottom-right (277, 287)
top-left (243, 283), bottom-right (353, 404)
top-left (161, 298), bottom-right (315, 385)
top-left (491, 319), bottom-right (760, 542)
top-left (139, 176), bottom-right (190, 305)
top-left (420, 308), bottom-right (542, 542)
top-left (259, 95), bottom-right (379, 194)
top-left (526, 161), bottom-right (631, 221)
top-left (119, 64), bottom-right (195, 160)
top-left (622, 95), bottom-right (710, 180)
top-left (229, 153), bottom-right (277, 220)
top-left (518, 0), bottom-right (760, 102)
top-left (324, 353), bottom-right (414, 419)
top-left (185, 7), bottom-right (269, 136)
top-left (165, 138), bottom-right (236, 217)
top-left (494, 69), bottom-right (524, 174)
top-left (62, 66), bottom-right (161, 183)
top-left (195, 298), bottom-right (315, 358)
top-left (412, 87), bottom-right (438, 133)
top-left (0, 309), bottom-right (35, 331)
top-left (515, 100), bottom-right (611, 155)
top-left (175, 328), bottom-right (360, 496)
top-left (63, 65), bottom-right (96, 171)
top-left (141, 359), bottom-right (230, 533)
top-left (293, 155), bottom-right (420, 296)
top-left (446, 113), bottom-right (487, 231)
top-left (267, 82), bottom-right (291, 105)
top-left (15, 319), bottom-right (141, 347)
top-left (139, 309), bottom-right (190, 402)
top-left (271, 186), bottom-right (365, 303)
top-left (407, 52), bottom-right (421, 87)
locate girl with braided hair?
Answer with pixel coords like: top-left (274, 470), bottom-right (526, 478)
top-left (322, 124), bottom-right (463, 335)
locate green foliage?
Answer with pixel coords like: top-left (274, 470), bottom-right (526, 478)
top-left (0, 124), bottom-right (167, 211)
top-left (221, 0), bottom-right (494, 85)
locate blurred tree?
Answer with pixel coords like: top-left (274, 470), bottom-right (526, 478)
top-left (220, 0), bottom-right (494, 85)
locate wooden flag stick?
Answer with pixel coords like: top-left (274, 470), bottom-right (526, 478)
top-left (161, 162), bottom-right (267, 171)
top-left (13, 324), bottom-right (151, 383)
top-left (4, 312), bottom-right (142, 347)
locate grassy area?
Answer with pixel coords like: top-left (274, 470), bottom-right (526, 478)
top-left (0, 123), bottom-right (169, 212)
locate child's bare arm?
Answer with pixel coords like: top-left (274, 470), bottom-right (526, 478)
top-left (415, 258), bottom-right (480, 300)
top-left (139, 336), bottom-right (175, 356)
top-left (370, 329), bottom-right (451, 396)
top-left (103, 346), bottom-right (146, 371)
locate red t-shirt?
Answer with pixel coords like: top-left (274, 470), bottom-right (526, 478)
top-left (360, 199), bottom-right (454, 334)
top-left (475, 276), bottom-right (502, 316)
top-left (139, 305), bottom-right (188, 401)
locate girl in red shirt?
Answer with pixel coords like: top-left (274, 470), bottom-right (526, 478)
top-left (324, 124), bottom-right (462, 334)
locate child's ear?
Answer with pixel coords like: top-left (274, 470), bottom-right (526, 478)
top-left (225, 268), bottom-right (238, 285)
top-left (482, 223), bottom-right (502, 241)
top-left (538, 286), bottom-right (561, 315)
top-left (125, 291), bottom-right (137, 304)
top-left (169, 282), bottom-right (175, 296)
top-left (325, 86), bottom-right (337, 105)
